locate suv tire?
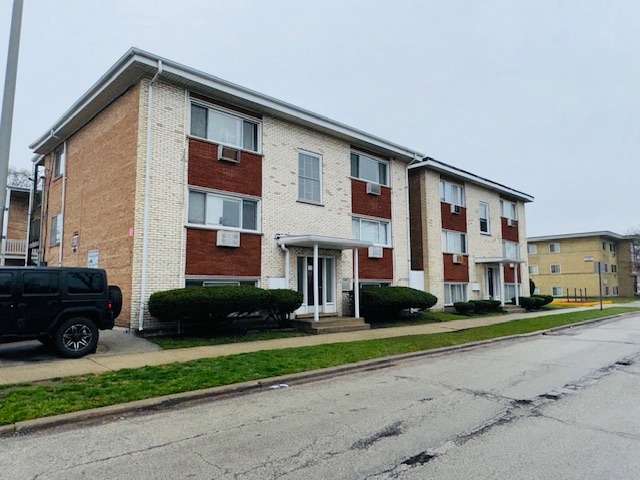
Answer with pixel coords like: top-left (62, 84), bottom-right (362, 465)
top-left (54, 317), bottom-right (99, 358)
top-left (108, 285), bottom-right (123, 318)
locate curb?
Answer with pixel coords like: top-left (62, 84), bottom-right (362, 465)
top-left (0, 310), bottom-right (635, 437)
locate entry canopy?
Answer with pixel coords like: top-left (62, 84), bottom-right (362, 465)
top-left (276, 235), bottom-right (373, 250)
top-left (475, 257), bottom-right (527, 264)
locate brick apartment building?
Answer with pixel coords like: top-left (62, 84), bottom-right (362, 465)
top-left (409, 158), bottom-right (533, 309)
top-left (527, 231), bottom-right (636, 298)
top-left (28, 48), bottom-right (534, 332)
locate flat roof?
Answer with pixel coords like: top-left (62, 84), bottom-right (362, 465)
top-left (528, 231), bottom-right (632, 242)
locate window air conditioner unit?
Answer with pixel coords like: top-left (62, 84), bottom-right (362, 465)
top-left (366, 182), bottom-right (381, 195)
top-left (218, 146), bottom-right (241, 163)
top-left (368, 246), bottom-right (384, 258)
top-left (453, 254), bottom-right (463, 264)
top-left (507, 218), bottom-right (516, 227)
top-left (216, 230), bottom-right (240, 248)
top-left (450, 204), bottom-right (462, 214)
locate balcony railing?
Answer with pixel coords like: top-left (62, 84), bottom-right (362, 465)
top-left (1, 238), bottom-right (27, 258)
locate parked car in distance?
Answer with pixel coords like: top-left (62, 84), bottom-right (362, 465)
top-left (0, 267), bottom-right (122, 358)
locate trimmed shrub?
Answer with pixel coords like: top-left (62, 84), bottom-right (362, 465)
top-left (469, 300), bottom-right (492, 314)
top-left (360, 287), bottom-right (437, 321)
top-left (487, 300), bottom-right (502, 312)
top-left (454, 302), bottom-right (475, 315)
top-left (516, 296), bottom-right (542, 310)
top-left (532, 294), bottom-right (553, 306)
top-left (264, 289), bottom-right (304, 327)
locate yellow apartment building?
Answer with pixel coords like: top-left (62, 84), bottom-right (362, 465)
top-left (527, 231), bottom-right (637, 299)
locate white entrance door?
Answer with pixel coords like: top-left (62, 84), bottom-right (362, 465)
top-left (486, 267), bottom-right (500, 301)
top-left (297, 256), bottom-right (336, 314)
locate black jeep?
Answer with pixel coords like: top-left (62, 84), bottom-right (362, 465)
top-left (0, 267), bottom-right (122, 358)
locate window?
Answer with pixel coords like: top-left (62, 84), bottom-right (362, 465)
top-left (527, 244), bottom-right (537, 255)
top-left (505, 283), bottom-right (521, 302)
top-left (53, 144), bottom-right (65, 177)
top-left (23, 272), bottom-right (59, 295)
top-left (190, 103), bottom-right (259, 152)
top-left (352, 217), bottom-right (391, 246)
top-left (503, 241), bottom-right (520, 259)
top-left (50, 214), bottom-right (62, 246)
top-left (602, 263), bottom-right (608, 273)
top-left (188, 190), bottom-right (259, 231)
top-left (609, 243), bottom-right (616, 252)
top-left (552, 286), bottom-right (563, 296)
top-left (442, 230), bottom-right (467, 254)
top-left (602, 241), bottom-right (607, 251)
top-left (613, 286), bottom-right (619, 296)
top-left (612, 264), bottom-right (618, 273)
top-left (534, 287), bottom-right (540, 295)
top-left (298, 151), bottom-right (322, 204)
top-left (605, 286), bottom-right (610, 296)
top-left (444, 283), bottom-right (468, 305)
top-left (0, 272), bottom-right (12, 296)
top-left (360, 282), bottom-right (392, 288)
top-left (528, 265), bottom-right (539, 275)
top-left (500, 199), bottom-right (517, 220)
top-left (479, 202), bottom-right (490, 234)
top-left (549, 243), bottom-right (560, 253)
top-left (350, 152), bottom-right (388, 186)
top-left (550, 264), bottom-right (562, 274)
top-left (186, 279), bottom-right (257, 288)
top-left (439, 180), bottom-right (465, 206)
top-left (66, 272), bottom-right (104, 294)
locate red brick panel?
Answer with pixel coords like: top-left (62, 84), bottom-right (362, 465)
top-left (503, 263), bottom-right (522, 283)
top-left (356, 248), bottom-right (393, 280)
top-left (188, 139), bottom-right (262, 197)
top-left (441, 203), bottom-right (467, 232)
top-left (185, 228), bottom-right (261, 276)
top-left (443, 254), bottom-right (470, 282)
top-left (501, 217), bottom-right (519, 242)
top-left (351, 179), bottom-right (392, 219)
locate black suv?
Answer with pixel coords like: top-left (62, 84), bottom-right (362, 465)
top-left (0, 267), bottom-right (122, 358)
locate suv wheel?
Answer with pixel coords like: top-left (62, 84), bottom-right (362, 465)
top-left (54, 317), bottom-right (99, 358)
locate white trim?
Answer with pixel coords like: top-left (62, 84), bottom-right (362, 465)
top-left (479, 201), bottom-right (490, 235)
top-left (443, 282), bottom-right (469, 306)
top-left (439, 179), bottom-right (465, 207)
top-left (550, 264), bottom-right (562, 274)
top-left (441, 229), bottom-right (467, 254)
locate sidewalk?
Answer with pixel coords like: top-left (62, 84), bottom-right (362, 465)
top-left (1, 302), bottom-right (637, 386)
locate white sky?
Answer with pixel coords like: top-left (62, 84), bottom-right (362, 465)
top-left (1, 0), bottom-right (638, 237)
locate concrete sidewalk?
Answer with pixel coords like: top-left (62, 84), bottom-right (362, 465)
top-left (0, 302), bottom-right (637, 386)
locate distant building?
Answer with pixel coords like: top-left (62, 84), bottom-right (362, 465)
top-left (527, 231), bottom-right (636, 298)
top-left (0, 185), bottom-right (30, 266)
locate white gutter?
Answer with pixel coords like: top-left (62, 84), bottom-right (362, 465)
top-left (24, 161), bottom-right (38, 265)
top-left (58, 142), bottom-right (67, 266)
top-left (138, 60), bottom-right (163, 331)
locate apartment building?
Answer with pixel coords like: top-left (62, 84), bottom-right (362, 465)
top-left (408, 159), bottom-right (533, 310)
top-left (1, 185), bottom-right (30, 266)
top-left (29, 48), bottom-right (423, 332)
top-left (527, 231), bottom-right (636, 298)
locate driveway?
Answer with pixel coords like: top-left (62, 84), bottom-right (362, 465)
top-left (0, 329), bottom-right (161, 368)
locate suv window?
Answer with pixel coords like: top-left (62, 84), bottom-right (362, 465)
top-left (23, 272), bottom-right (59, 295)
top-left (67, 272), bottom-right (104, 294)
top-left (0, 272), bottom-right (12, 296)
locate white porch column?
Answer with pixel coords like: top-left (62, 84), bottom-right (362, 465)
top-left (514, 263), bottom-right (519, 305)
top-left (354, 248), bottom-right (360, 318)
top-left (499, 261), bottom-right (506, 306)
top-left (313, 243), bottom-right (319, 322)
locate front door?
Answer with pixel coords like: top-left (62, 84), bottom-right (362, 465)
top-left (486, 267), bottom-right (500, 301)
top-left (297, 256), bottom-right (336, 314)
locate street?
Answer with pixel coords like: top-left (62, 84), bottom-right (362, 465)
top-left (2, 314), bottom-right (640, 479)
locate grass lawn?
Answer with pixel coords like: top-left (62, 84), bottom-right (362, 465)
top-left (0, 307), bottom-right (636, 426)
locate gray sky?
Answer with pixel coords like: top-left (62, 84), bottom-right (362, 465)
top-left (1, 0), bottom-right (638, 237)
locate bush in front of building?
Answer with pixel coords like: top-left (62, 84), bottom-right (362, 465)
top-left (359, 287), bottom-right (437, 321)
top-left (487, 300), bottom-right (502, 312)
top-left (469, 300), bottom-right (492, 314)
top-left (532, 294), bottom-right (553, 306)
top-left (516, 296), bottom-right (546, 310)
top-left (453, 302), bottom-right (475, 315)
top-left (264, 289), bottom-right (304, 327)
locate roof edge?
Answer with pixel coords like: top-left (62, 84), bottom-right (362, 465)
top-left (527, 231), bottom-right (632, 242)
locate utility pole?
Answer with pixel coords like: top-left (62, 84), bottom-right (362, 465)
top-left (0, 0), bottom-right (25, 239)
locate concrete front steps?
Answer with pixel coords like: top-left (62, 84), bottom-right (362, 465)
top-left (502, 304), bottom-right (526, 314)
top-left (290, 314), bottom-right (370, 334)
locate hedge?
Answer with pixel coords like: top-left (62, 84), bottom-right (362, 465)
top-left (359, 287), bottom-right (437, 321)
top-left (532, 294), bottom-right (554, 306)
top-left (264, 289), bottom-right (304, 326)
top-left (454, 302), bottom-right (475, 315)
top-left (469, 300), bottom-right (491, 314)
top-left (516, 296), bottom-right (546, 310)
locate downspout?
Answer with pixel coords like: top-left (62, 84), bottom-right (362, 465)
top-left (57, 142), bottom-right (67, 266)
top-left (405, 155), bottom-right (420, 288)
top-left (280, 243), bottom-right (290, 288)
top-left (138, 60), bottom-right (163, 332)
top-left (24, 160), bottom-right (37, 265)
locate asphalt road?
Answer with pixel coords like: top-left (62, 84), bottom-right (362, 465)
top-left (2, 314), bottom-right (640, 479)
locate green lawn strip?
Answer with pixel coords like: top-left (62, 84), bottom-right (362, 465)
top-left (0, 307), bottom-right (636, 426)
top-left (153, 331), bottom-right (308, 350)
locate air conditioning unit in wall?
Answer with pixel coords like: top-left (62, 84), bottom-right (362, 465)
top-left (368, 246), bottom-right (384, 258)
top-left (453, 254), bottom-right (463, 264)
top-left (216, 230), bottom-right (240, 248)
top-left (366, 182), bottom-right (381, 195)
top-left (507, 218), bottom-right (516, 227)
top-left (218, 146), bottom-right (241, 163)
top-left (450, 204), bottom-right (462, 214)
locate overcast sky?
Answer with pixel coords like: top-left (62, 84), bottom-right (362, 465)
top-left (1, 0), bottom-right (638, 237)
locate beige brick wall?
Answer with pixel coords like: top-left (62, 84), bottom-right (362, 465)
top-left (390, 158), bottom-right (411, 287)
top-left (7, 191), bottom-right (29, 240)
top-left (421, 170), bottom-right (445, 306)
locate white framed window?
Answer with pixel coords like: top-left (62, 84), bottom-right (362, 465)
top-left (298, 151), bottom-right (322, 204)
top-left (613, 286), bottom-right (619, 295)
top-left (444, 283), bottom-right (468, 305)
top-left (479, 202), bottom-right (490, 234)
top-left (529, 265), bottom-right (539, 275)
top-left (50, 214), bottom-right (62, 246)
top-left (53, 144), bottom-right (65, 177)
top-left (534, 287), bottom-right (540, 295)
top-left (549, 243), bottom-right (560, 253)
top-left (550, 264), bottom-right (561, 274)
top-left (440, 180), bottom-right (465, 206)
top-left (442, 230), bottom-right (467, 254)
top-left (609, 243), bottom-right (616, 252)
top-left (552, 286), bottom-right (563, 296)
top-left (500, 199), bottom-right (517, 221)
top-left (505, 283), bottom-right (522, 302)
top-left (502, 241), bottom-right (520, 260)
top-left (612, 264), bottom-right (618, 273)
top-left (190, 102), bottom-right (260, 152)
top-left (350, 151), bottom-right (389, 186)
top-left (605, 286), bottom-right (610, 296)
top-left (188, 190), bottom-right (259, 232)
top-left (602, 263), bottom-right (608, 273)
top-left (352, 217), bottom-right (391, 247)
top-left (185, 278), bottom-right (258, 288)
top-left (602, 241), bottom-right (607, 250)
top-left (527, 244), bottom-right (537, 254)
